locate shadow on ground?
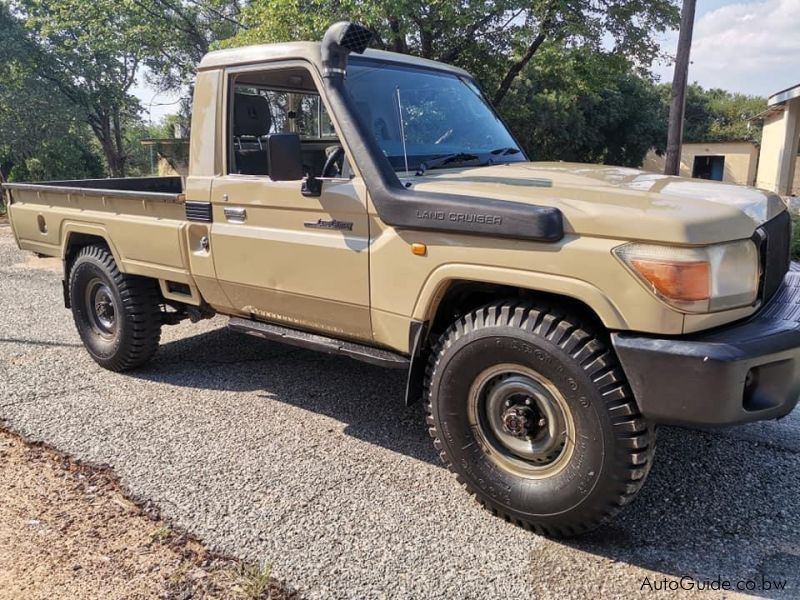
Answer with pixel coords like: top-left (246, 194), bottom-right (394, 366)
top-left (133, 326), bottom-right (799, 597)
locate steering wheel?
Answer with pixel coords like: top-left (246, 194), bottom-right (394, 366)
top-left (322, 146), bottom-right (345, 178)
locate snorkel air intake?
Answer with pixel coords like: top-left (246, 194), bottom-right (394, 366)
top-left (318, 22), bottom-right (564, 243)
top-left (321, 22), bottom-right (373, 79)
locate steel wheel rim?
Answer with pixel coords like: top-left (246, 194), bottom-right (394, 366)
top-left (467, 363), bottom-right (576, 479)
top-left (84, 278), bottom-right (117, 338)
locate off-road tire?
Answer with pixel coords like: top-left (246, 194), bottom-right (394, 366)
top-left (424, 301), bottom-right (656, 537)
top-left (68, 244), bottom-right (162, 371)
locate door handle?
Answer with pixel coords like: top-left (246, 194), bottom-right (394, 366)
top-left (224, 207), bottom-right (247, 223)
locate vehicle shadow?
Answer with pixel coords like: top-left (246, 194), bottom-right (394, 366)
top-left (134, 326), bottom-right (799, 597)
top-left (133, 325), bottom-right (435, 464)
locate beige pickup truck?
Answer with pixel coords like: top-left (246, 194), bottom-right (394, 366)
top-left (5, 22), bottom-right (800, 536)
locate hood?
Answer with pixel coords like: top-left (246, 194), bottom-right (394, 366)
top-left (405, 162), bottom-right (786, 244)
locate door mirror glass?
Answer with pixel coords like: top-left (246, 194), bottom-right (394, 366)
top-left (266, 133), bottom-right (304, 181)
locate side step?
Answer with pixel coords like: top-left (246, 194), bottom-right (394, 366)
top-left (228, 317), bottom-right (410, 369)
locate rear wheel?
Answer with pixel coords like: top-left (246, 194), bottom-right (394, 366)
top-left (424, 301), bottom-right (656, 537)
top-left (68, 244), bottom-right (162, 371)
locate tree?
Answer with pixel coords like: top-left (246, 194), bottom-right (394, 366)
top-left (658, 84), bottom-right (767, 144)
top-left (0, 2), bottom-right (104, 182)
top-left (501, 44), bottom-right (667, 167)
top-left (10, 0), bottom-right (154, 176)
top-left (692, 87), bottom-right (767, 143)
top-left (225, 0), bottom-right (680, 107)
top-left (131, 0), bottom-right (248, 91)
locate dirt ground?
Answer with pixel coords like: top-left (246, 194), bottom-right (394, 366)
top-left (0, 429), bottom-right (297, 600)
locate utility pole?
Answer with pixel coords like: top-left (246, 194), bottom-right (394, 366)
top-left (664, 0), bottom-right (697, 176)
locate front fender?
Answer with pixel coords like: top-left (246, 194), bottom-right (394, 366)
top-left (412, 263), bottom-right (630, 330)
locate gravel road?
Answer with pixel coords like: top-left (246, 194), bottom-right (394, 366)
top-left (1, 224), bottom-right (799, 599)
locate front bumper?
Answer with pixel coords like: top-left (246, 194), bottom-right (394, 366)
top-left (612, 272), bottom-right (800, 427)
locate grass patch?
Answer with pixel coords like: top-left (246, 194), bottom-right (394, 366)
top-left (228, 561), bottom-right (275, 600)
top-left (149, 525), bottom-right (174, 544)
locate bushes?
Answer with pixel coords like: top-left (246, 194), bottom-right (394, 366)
top-left (791, 212), bottom-right (800, 262)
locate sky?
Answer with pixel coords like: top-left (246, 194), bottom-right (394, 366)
top-left (134, 0), bottom-right (800, 124)
top-left (652, 0), bottom-right (800, 97)
top-left (131, 78), bottom-right (183, 125)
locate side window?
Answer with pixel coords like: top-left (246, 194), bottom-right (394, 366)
top-left (296, 95), bottom-right (337, 139)
top-left (228, 69), bottom-right (338, 177)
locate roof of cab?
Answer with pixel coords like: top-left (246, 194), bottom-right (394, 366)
top-left (198, 41), bottom-right (471, 78)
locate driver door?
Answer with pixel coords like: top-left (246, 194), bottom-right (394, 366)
top-left (209, 65), bottom-right (372, 342)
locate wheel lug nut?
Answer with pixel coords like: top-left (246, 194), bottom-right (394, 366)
top-left (525, 398), bottom-right (532, 405)
top-left (538, 418), bottom-right (546, 427)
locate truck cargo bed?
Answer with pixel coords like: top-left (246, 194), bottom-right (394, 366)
top-left (3, 176), bottom-right (184, 203)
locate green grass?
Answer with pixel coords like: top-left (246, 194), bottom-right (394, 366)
top-left (229, 561), bottom-right (274, 600)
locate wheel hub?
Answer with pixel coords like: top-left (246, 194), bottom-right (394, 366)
top-left (468, 365), bottom-right (576, 478)
top-left (85, 279), bottom-right (118, 337)
top-left (501, 405), bottom-right (539, 437)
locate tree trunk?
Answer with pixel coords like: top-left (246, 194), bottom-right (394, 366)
top-left (90, 112), bottom-right (127, 178)
top-left (112, 109), bottom-right (127, 177)
top-left (492, 30), bottom-right (547, 107)
top-left (420, 29), bottom-right (434, 58)
top-left (388, 17), bottom-right (407, 53)
top-left (0, 163), bottom-right (7, 210)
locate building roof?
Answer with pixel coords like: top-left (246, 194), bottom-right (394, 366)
top-left (768, 83), bottom-right (800, 106)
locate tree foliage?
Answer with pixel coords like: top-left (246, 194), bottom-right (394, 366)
top-left (131, 0), bottom-right (248, 90)
top-left (8, 0), bottom-right (155, 176)
top-left (503, 45), bottom-right (667, 166)
top-left (225, 0), bottom-right (679, 106)
top-left (678, 85), bottom-right (767, 144)
top-left (0, 2), bottom-right (104, 182)
top-left (0, 0), bottom-right (770, 187)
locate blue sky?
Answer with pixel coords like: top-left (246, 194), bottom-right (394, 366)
top-left (652, 0), bottom-right (800, 97)
top-left (134, 0), bottom-right (800, 123)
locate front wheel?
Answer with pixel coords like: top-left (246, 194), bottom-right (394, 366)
top-left (68, 244), bottom-right (162, 371)
top-left (424, 302), bottom-right (656, 537)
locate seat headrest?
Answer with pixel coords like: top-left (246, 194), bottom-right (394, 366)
top-left (234, 93), bottom-right (272, 137)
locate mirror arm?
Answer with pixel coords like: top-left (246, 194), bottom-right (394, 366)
top-left (302, 176), bottom-right (322, 197)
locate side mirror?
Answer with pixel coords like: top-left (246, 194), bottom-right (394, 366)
top-left (266, 133), bottom-right (304, 181)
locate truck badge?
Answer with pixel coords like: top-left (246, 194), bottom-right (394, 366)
top-left (304, 218), bottom-right (354, 231)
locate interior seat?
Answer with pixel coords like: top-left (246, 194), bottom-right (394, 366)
top-left (233, 94), bottom-right (272, 175)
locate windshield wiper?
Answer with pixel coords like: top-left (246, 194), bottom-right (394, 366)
top-left (415, 153), bottom-right (480, 176)
top-left (490, 147), bottom-right (521, 157)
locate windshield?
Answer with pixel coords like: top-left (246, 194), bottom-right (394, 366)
top-left (345, 60), bottom-right (525, 172)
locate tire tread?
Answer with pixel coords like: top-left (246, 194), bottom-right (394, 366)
top-left (423, 300), bottom-right (656, 537)
top-left (69, 244), bottom-right (162, 371)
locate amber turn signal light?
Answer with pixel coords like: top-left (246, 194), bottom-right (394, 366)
top-left (411, 243), bottom-right (427, 256)
top-left (629, 259), bottom-right (710, 302)
top-left (614, 240), bottom-right (759, 313)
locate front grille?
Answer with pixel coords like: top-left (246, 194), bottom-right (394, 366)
top-left (756, 210), bottom-right (791, 303)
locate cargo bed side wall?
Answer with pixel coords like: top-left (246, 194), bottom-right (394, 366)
top-left (9, 189), bottom-right (195, 286)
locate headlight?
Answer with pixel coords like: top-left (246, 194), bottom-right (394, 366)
top-left (613, 239), bottom-right (760, 313)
